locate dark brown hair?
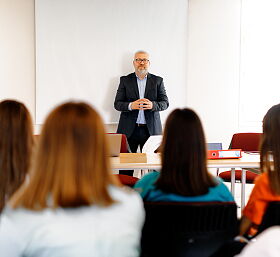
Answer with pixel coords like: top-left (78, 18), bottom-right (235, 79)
top-left (12, 102), bottom-right (119, 210)
top-left (0, 100), bottom-right (33, 212)
top-left (260, 103), bottom-right (280, 194)
top-left (156, 108), bottom-right (216, 196)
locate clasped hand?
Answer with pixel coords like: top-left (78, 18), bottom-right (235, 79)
top-left (131, 98), bottom-right (153, 110)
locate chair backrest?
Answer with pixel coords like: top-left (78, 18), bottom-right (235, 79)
top-left (142, 135), bottom-right (162, 153)
top-left (107, 133), bottom-right (129, 153)
top-left (141, 201), bottom-right (238, 257)
top-left (229, 133), bottom-right (262, 151)
top-left (258, 201), bottom-right (280, 235)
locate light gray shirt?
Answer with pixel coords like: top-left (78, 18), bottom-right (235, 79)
top-left (128, 74), bottom-right (147, 124)
top-left (136, 75), bottom-right (147, 124)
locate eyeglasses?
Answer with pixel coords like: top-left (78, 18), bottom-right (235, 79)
top-left (134, 58), bottom-right (149, 64)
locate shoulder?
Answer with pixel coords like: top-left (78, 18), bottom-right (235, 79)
top-left (254, 172), bottom-right (268, 185)
top-left (140, 171), bottom-right (160, 180)
top-left (248, 173), bottom-right (270, 193)
top-left (237, 226), bottom-right (280, 257)
top-left (213, 177), bottom-right (230, 191)
top-left (254, 226), bottom-right (280, 245)
top-left (108, 185), bottom-right (145, 224)
top-left (148, 73), bottom-right (163, 82)
top-left (120, 73), bottom-right (136, 80)
top-left (0, 207), bottom-right (39, 249)
top-left (134, 172), bottom-right (160, 198)
top-left (109, 185), bottom-right (143, 208)
top-left (249, 172), bottom-right (272, 196)
top-left (134, 172), bottom-right (160, 188)
top-left (210, 176), bottom-right (234, 200)
top-left (1, 207), bottom-right (35, 224)
top-left (0, 210), bottom-right (26, 256)
top-left (214, 176), bottom-right (227, 185)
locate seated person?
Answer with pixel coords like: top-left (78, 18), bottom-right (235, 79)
top-left (236, 226), bottom-right (280, 257)
top-left (134, 108), bottom-right (233, 202)
top-left (0, 100), bottom-right (33, 213)
top-left (240, 103), bottom-right (280, 236)
top-left (0, 101), bottom-right (144, 257)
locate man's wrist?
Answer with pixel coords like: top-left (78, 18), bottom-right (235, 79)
top-left (128, 102), bottom-right (132, 111)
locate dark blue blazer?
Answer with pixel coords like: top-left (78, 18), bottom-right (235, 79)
top-left (114, 73), bottom-right (169, 138)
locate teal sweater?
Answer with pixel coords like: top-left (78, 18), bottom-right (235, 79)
top-left (134, 172), bottom-right (234, 202)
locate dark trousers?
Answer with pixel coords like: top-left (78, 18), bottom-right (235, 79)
top-left (119, 124), bottom-right (150, 176)
top-left (128, 124), bottom-right (150, 153)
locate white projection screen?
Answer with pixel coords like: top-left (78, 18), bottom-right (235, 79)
top-left (35, 0), bottom-right (188, 124)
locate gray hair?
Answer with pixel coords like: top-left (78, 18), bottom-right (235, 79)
top-left (134, 50), bottom-right (149, 56)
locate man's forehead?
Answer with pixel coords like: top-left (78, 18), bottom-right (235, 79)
top-left (134, 52), bottom-right (149, 59)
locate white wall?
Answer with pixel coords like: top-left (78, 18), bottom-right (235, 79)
top-left (187, 0), bottom-right (241, 147)
top-left (0, 0), bottom-right (243, 146)
top-left (239, 0), bottom-right (280, 132)
top-left (35, 0), bottom-right (188, 125)
top-left (0, 0), bottom-right (35, 121)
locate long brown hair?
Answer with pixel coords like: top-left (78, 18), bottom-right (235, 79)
top-left (261, 103), bottom-right (280, 194)
top-left (156, 108), bottom-right (216, 196)
top-left (12, 102), bottom-right (119, 210)
top-left (0, 100), bottom-right (33, 212)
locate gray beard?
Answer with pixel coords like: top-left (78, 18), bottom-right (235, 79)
top-left (137, 68), bottom-right (148, 76)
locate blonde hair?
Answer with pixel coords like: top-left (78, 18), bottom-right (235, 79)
top-left (12, 102), bottom-right (119, 210)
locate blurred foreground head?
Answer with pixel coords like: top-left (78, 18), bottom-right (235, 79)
top-left (261, 103), bottom-right (280, 194)
top-left (157, 108), bottom-right (216, 196)
top-left (12, 102), bottom-right (117, 210)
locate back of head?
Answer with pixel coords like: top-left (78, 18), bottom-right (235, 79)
top-left (12, 102), bottom-right (117, 210)
top-left (156, 108), bottom-right (216, 196)
top-left (0, 100), bottom-right (33, 212)
top-left (261, 103), bottom-right (280, 194)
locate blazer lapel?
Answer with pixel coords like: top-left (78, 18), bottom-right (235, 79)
top-left (144, 73), bottom-right (152, 98)
top-left (131, 73), bottom-right (140, 98)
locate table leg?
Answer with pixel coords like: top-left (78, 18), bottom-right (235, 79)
top-left (241, 169), bottom-right (246, 209)
top-left (230, 168), bottom-right (235, 197)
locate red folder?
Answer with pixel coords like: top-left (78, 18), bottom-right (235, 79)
top-left (207, 149), bottom-right (242, 159)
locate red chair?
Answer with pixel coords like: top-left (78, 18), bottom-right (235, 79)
top-left (218, 133), bottom-right (262, 183)
top-left (116, 174), bottom-right (139, 187)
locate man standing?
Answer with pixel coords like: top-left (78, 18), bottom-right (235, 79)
top-left (114, 50), bottom-right (169, 156)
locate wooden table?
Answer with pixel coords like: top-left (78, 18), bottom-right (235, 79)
top-left (111, 152), bottom-right (260, 209)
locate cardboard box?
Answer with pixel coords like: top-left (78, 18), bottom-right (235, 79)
top-left (120, 153), bottom-right (147, 163)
